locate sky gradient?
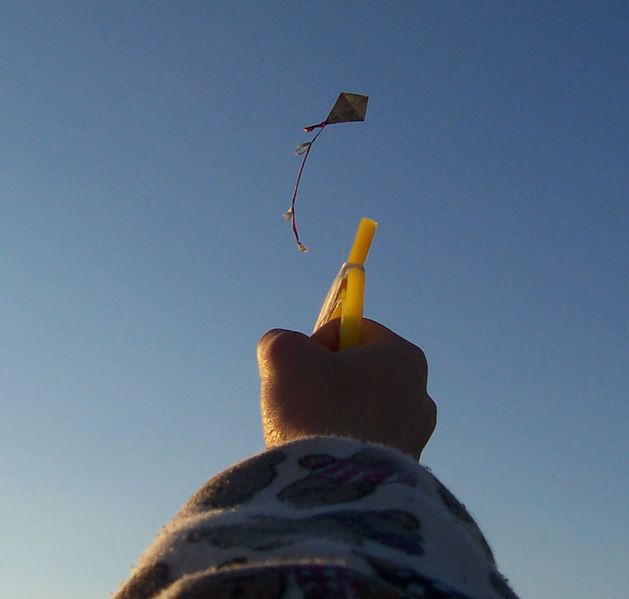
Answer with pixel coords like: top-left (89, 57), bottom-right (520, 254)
top-left (1, 2), bottom-right (628, 598)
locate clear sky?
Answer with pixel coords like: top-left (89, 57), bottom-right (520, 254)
top-left (1, 2), bottom-right (627, 598)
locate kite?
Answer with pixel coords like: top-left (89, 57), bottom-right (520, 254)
top-left (284, 92), bottom-right (368, 252)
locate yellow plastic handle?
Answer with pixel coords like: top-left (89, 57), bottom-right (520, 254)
top-left (347, 217), bottom-right (377, 265)
top-left (339, 217), bottom-right (377, 349)
top-left (339, 267), bottom-right (366, 349)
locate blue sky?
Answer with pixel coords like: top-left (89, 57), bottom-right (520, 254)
top-left (1, 2), bottom-right (627, 597)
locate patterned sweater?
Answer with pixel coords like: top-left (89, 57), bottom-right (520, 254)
top-left (113, 436), bottom-right (518, 598)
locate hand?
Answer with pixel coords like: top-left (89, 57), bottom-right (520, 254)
top-left (257, 318), bottom-right (436, 460)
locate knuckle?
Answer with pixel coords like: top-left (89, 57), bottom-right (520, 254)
top-left (429, 396), bottom-right (437, 424)
top-left (406, 342), bottom-right (428, 370)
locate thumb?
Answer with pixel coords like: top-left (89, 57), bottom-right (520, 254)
top-left (257, 328), bottom-right (315, 380)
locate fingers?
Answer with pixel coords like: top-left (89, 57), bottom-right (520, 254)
top-left (310, 319), bottom-right (340, 351)
top-left (359, 318), bottom-right (401, 344)
top-left (259, 319), bottom-right (426, 370)
top-left (310, 318), bottom-right (399, 350)
top-left (361, 319), bottom-right (428, 370)
top-left (270, 319), bottom-right (419, 353)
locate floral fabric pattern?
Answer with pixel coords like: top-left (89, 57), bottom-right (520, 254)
top-left (113, 437), bottom-right (518, 598)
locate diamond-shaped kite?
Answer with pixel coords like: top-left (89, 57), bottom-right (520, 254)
top-left (284, 92), bottom-right (368, 252)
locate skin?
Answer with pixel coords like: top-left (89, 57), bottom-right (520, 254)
top-left (257, 318), bottom-right (437, 461)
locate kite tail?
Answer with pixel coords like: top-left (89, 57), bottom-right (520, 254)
top-left (285, 126), bottom-right (325, 251)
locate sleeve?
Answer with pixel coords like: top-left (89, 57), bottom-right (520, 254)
top-left (112, 436), bottom-right (518, 599)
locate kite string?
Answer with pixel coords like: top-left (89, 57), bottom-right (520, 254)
top-left (286, 126), bottom-right (326, 251)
